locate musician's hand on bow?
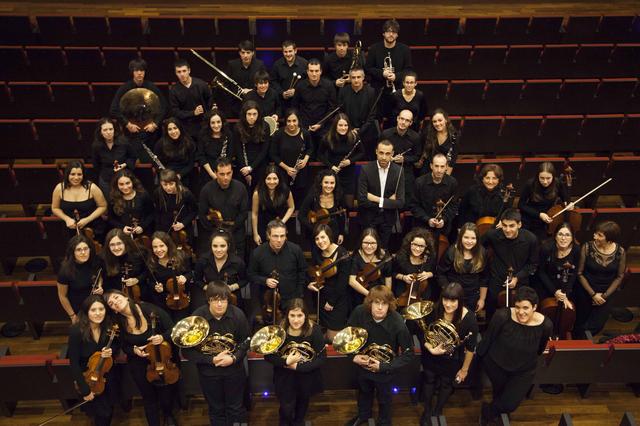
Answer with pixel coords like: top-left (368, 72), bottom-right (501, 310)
top-left (133, 345), bottom-right (149, 358)
top-left (416, 271), bottom-right (432, 282)
top-left (563, 298), bottom-right (574, 310)
top-left (331, 165), bottom-right (341, 173)
top-left (351, 128), bottom-right (359, 137)
top-left (64, 217), bottom-right (77, 229)
top-left (240, 166), bottom-right (252, 176)
top-left (392, 154), bottom-right (404, 163)
top-left (539, 212), bottom-right (553, 224)
top-left (148, 334), bottom-right (164, 346)
top-left (172, 222), bottom-right (185, 231)
top-left (123, 277), bottom-right (139, 288)
top-left (133, 226), bottom-right (143, 235)
top-left (265, 277), bottom-right (279, 289)
top-left (194, 105), bottom-right (204, 116)
top-left (565, 201), bottom-right (575, 211)
top-left (309, 124), bottom-right (321, 132)
top-left (126, 122), bottom-right (141, 133)
top-left (401, 274), bottom-right (414, 285)
top-left (338, 159), bottom-right (350, 169)
top-left (505, 276), bottom-right (518, 289)
top-left (154, 282), bottom-right (164, 293)
top-left (143, 122), bottom-right (157, 132)
top-left (92, 285), bottom-right (104, 296)
top-left (83, 391), bottom-right (96, 401)
top-left (554, 289), bottom-right (566, 303)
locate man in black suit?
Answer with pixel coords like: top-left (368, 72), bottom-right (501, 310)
top-left (357, 139), bottom-right (405, 247)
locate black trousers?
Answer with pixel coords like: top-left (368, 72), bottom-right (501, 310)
top-left (482, 355), bottom-right (535, 420)
top-left (199, 368), bottom-right (247, 426)
top-left (422, 367), bottom-right (455, 417)
top-left (574, 286), bottom-right (613, 339)
top-left (360, 209), bottom-right (394, 249)
top-left (278, 392), bottom-right (310, 426)
top-left (128, 361), bottom-right (176, 426)
top-left (356, 372), bottom-right (393, 425)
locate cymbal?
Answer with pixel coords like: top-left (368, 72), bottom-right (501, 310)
top-left (119, 88), bottom-right (161, 126)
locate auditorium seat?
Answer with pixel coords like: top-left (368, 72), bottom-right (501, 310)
top-left (2, 82), bottom-right (53, 119)
top-left (539, 115), bottom-right (582, 152)
top-left (452, 159), bottom-right (479, 188)
top-left (0, 16), bottom-right (34, 45)
top-left (563, 156), bottom-right (609, 205)
top-left (578, 114), bottom-right (625, 152)
top-left (72, 16), bottom-right (110, 46)
top-left (571, 44), bottom-right (614, 78)
top-left (595, 16), bottom-right (638, 43)
top-left (33, 119), bottom-right (88, 159)
top-left (0, 217), bottom-right (53, 275)
top-left (618, 115), bottom-right (640, 153)
top-left (528, 17), bottom-right (564, 44)
top-left (497, 116), bottom-right (541, 154)
top-left (34, 16), bottom-right (75, 46)
top-left (216, 19), bottom-right (251, 47)
top-left (494, 17), bottom-right (530, 44)
top-left (603, 156), bottom-right (640, 201)
top-left (608, 44), bottom-right (640, 77)
top-left (419, 80), bottom-right (448, 111)
top-left (0, 47), bottom-right (29, 81)
top-left (181, 17), bottom-right (216, 45)
top-left (556, 79), bottom-right (599, 114)
top-left (519, 80), bottom-right (561, 114)
top-left (468, 45), bottom-right (508, 78)
top-left (458, 116), bottom-right (501, 154)
top-left (358, 18), bottom-right (386, 46)
top-left (592, 78), bottom-right (640, 114)
top-left (432, 46), bottom-right (472, 80)
top-left (562, 16), bottom-right (601, 44)
top-left (256, 19), bottom-right (289, 47)
top-left (0, 120), bottom-right (37, 160)
top-left (460, 17), bottom-right (497, 45)
top-left (504, 45), bottom-right (543, 79)
top-left (89, 83), bottom-right (120, 116)
top-left (147, 17), bottom-right (183, 47)
top-left (62, 47), bottom-right (107, 81)
top-left (23, 47), bottom-right (66, 81)
top-left (410, 47), bottom-right (437, 78)
top-left (140, 47), bottom-right (179, 83)
top-left (11, 164), bottom-right (62, 208)
top-left (50, 83), bottom-right (96, 118)
top-left (444, 80), bottom-right (487, 115)
top-left (483, 79), bottom-right (523, 115)
top-left (424, 18), bottom-right (460, 45)
top-left (107, 17), bottom-right (145, 46)
top-left (539, 44), bottom-right (579, 78)
top-left (101, 47), bottom-right (140, 79)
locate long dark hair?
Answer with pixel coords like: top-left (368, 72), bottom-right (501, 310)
top-left (158, 117), bottom-right (195, 160)
top-left (103, 228), bottom-right (135, 276)
top-left (311, 169), bottom-right (343, 202)
top-left (59, 234), bottom-right (98, 282)
top-left (93, 117), bottom-right (121, 145)
top-left (110, 169), bottom-right (146, 216)
top-left (77, 295), bottom-right (114, 342)
top-left (155, 168), bottom-right (188, 212)
top-left (325, 112), bottom-right (356, 151)
top-left (280, 298), bottom-right (314, 337)
top-left (422, 108), bottom-right (457, 161)
top-left (397, 227), bottom-right (434, 264)
top-left (150, 231), bottom-right (187, 272)
top-left (62, 160), bottom-right (91, 191)
top-left (531, 161), bottom-right (560, 202)
top-left (435, 282), bottom-right (465, 326)
top-left (453, 222), bottom-right (486, 273)
top-left (236, 100), bottom-right (266, 144)
top-left (103, 289), bottom-right (144, 330)
top-left (256, 164), bottom-right (289, 211)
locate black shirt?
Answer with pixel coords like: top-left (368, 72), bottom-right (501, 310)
top-left (298, 192), bottom-right (346, 238)
top-left (57, 259), bottom-right (102, 313)
top-left (107, 191), bottom-right (155, 233)
top-left (153, 190), bottom-right (198, 234)
top-left (536, 240), bottom-right (580, 297)
top-left (481, 228), bottom-right (539, 291)
top-left (365, 41), bottom-right (412, 89)
top-left (244, 88), bottom-right (282, 118)
top-left (437, 246), bottom-right (490, 299)
top-left (323, 51), bottom-right (365, 85)
top-left (248, 241), bottom-right (307, 302)
top-left (392, 252), bottom-right (436, 299)
top-left (226, 57), bottom-right (266, 91)
top-left (153, 137), bottom-right (196, 179)
top-left (269, 128), bottom-right (312, 168)
top-left (411, 173), bottom-right (458, 232)
top-left (270, 56), bottom-right (308, 95)
top-left (517, 178), bottom-right (569, 232)
top-left (116, 302), bottom-right (174, 362)
top-left (193, 253), bottom-right (248, 291)
top-left (338, 85), bottom-right (377, 135)
top-left (292, 78), bottom-right (337, 128)
top-left (390, 90), bottom-right (428, 131)
top-left (109, 79), bottom-right (167, 129)
top-left (169, 77), bottom-right (212, 136)
top-left (380, 127), bottom-right (422, 168)
top-left (311, 245), bottom-right (351, 307)
top-left (196, 129), bottom-right (232, 171)
top-left (230, 125), bottom-right (271, 171)
top-left (198, 179), bottom-right (248, 233)
top-left (91, 136), bottom-right (136, 184)
top-left (317, 134), bottom-right (364, 169)
top-left (459, 183), bottom-right (510, 225)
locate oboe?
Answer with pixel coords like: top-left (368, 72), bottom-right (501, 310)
top-left (241, 141), bottom-right (251, 186)
top-left (290, 133), bottom-right (307, 185)
top-left (141, 142), bottom-right (165, 170)
top-left (337, 139), bottom-right (362, 171)
top-left (220, 136), bottom-right (229, 158)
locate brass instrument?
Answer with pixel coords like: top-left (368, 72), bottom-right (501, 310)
top-left (190, 49), bottom-right (246, 101)
top-left (212, 76), bottom-right (243, 101)
top-left (350, 40), bottom-right (363, 72)
top-left (332, 326), bottom-right (368, 354)
top-left (402, 300), bottom-right (435, 333)
top-left (361, 343), bottom-right (395, 363)
top-left (119, 88), bottom-right (162, 128)
top-left (424, 318), bottom-right (472, 356)
top-left (280, 341), bottom-right (316, 363)
top-left (200, 332), bottom-right (238, 355)
top-left (264, 116), bottom-right (279, 136)
top-left (250, 325), bottom-right (286, 354)
top-left (383, 52), bottom-right (396, 93)
top-left (171, 316), bottom-right (210, 348)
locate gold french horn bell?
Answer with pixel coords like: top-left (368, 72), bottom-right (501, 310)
top-left (250, 325), bottom-right (286, 355)
top-left (332, 326), bottom-right (368, 355)
top-left (280, 341), bottom-right (316, 363)
top-left (171, 316), bottom-right (210, 348)
top-left (402, 300), bottom-right (435, 334)
top-left (119, 88), bottom-right (161, 127)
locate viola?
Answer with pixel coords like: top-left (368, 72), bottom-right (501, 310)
top-left (307, 208), bottom-right (346, 225)
top-left (121, 263), bottom-right (141, 303)
top-left (497, 266), bottom-right (516, 308)
top-left (433, 198), bottom-right (452, 262)
top-left (476, 183), bottom-right (514, 236)
top-left (145, 311), bottom-right (180, 385)
top-left (223, 272), bottom-right (238, 306)
top-left (396, 260), bottom-right (429, 308)
top-left (131, 217), bottom-right (151, 249)
top-left (547, 165), bottom-right (582, 237)
top-left (82, 325), bottom-right (119, 395)
top-left (165, 260), bottom-right (190, 311)
top-left (169, 207), bottom-right (194, 259)
top-left (307, 252), bottom-right (351, 291)
top-left (262, 270), bottom-right (282, 325)
top-left (539, 261), bottom-right (576, 339)
top-left (355, 255), bottom-right (394, 289)
top-left (207, 208), bottom-right (234, 229)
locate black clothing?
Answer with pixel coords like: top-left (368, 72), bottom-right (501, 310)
top-left (411, 173), bottom-right (458, 235)
top-left (459, 183), bottom-right (510, 226)
top-left (365, 41), bottom-right (413, 90)
top-left (58, 259), bottom-right (102, 313)
top-left (197, 129), bottom-right (232, 173)
top-left (380, 126), bottom-right (422, 203)
top-left (153, 137), bottom-right (196, 183)
top-left (270, 128), bottom-right (312, 191)
top-left (192, 253), bottom-right (247, 310)
top-left (517, 178), bottom-right (569, 237)
top-left (254, 188), bottom-right (292, 241)
top-left (323, 51), bottom-right (365, 87)
top-left (107, 191), bottom-right (155, 234)
top-left (437, 246), bottom-right (489, 310)
top-left (535, 241), bottom-right (580, 299)
top-left (109, 80), bottom-right (166, 131)
top-left (270, 56), bottom-right (309, 95)
top-left (198, 179), bottom-right (248, 234)
top-left (148, 256), bottom-right (193, 319)
top-left (101, 252), bottom-right (146, 295)
top-left (248, 241), bottom-right (307, 304)
top-left (317, 134), bottom-right (364, 196)
top-left (392, 253), bottom-right (436, 301)
top-left (421, 132), bottom-right (460, 172)
top-left (227, 57), bottom-right (266, 91)
top-left (389, 90), bottom-right (428, 131)
top-left (298, 192), bottom-right (346, 241)
top-left (311, 245), bottom-right (351, 330)
top-left (338, 85), bottom-right (377, 136)
top-left (349, 252), bottom-right (393, 308)
top-left (91, 136), bottom-right (136, 191)
top-left (230, 124), bottom-right (271, 181)
top-left (244, 88), bottom-right (282, 119)
top-left (59, 184), bottom-right (103, 237)
top-left (169, 77), bottom-right (212, 138)
top-left (292, 78), bottom-right (337, 130)
top-left (153, 189), bottom-right (198, 237)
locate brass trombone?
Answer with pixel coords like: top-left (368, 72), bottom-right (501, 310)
top-left (190, 49), bottom-right (246, 101)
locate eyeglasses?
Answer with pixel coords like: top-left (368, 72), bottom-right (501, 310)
top-left (362, 241), bottom-right (377, 246)
top-left (411, 242), bottom-right (426, 248)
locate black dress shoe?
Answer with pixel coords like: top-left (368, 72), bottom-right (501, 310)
top-left (479, 402), bottom-right (490, 426)
top-left (344, 416), bottom-right (367, 426)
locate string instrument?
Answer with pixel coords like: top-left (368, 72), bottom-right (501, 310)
top-left (113, 160), bottom-right (120, 172)
top-left (90, 267), bottom-right (103, 294)
top-left (307, 252), bottom-right (352, 291)
top-left (223, 272), bottom-right (238, 306)
top-left (434, 198), bottom-right (452, 262)
top-left (355, 255), bottom-right (394, 289)
top-left (547, 165), bottom-right (582, 236)
top-left (121, 262), bottom-right (141, 303)
top-left (396, 259), bottom-right (429, 308)
top-left (82, 325), bottom-right (119, 395)
top-left (145, 311), bottom-right (180, 385)
top-left (165, 260), bottom-right (190, 311)
top-left (131, 217), bottom-right (151, 249)
top-left (307, 208), bottom-right (346, 225)
top-left (476, 183), bottom-right (515, 236)
top-left (262, 270), bottom-right (282, 325)
top-left (73, 209), bottom-right (102, 254)
top-left (169, 207), bottom-right (193, 259)
top-left (207, 208), bottom-right (235, 229)
top-left (539, 261), bottom-right (576, 339)
top-left (497, 266), bottom-right (515, 308)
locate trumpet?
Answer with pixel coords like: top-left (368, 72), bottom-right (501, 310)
top-left (383, 52), bottom-right (396, 93)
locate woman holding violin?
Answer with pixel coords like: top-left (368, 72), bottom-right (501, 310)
top-left (317, 113), bottom-right (364, 208)
top-left (517, 162), bottom-right (573, 240)
top-left (349, 228), bottom-right (392, 309)
top-left (419, 283), bottom-right (478, 424)
top-left (437, 223), bottom-right (489, 312)
top-left (251, 164), bottom-right (295, 246)
top-left (418, 108), bottom-right (459, 175)
top-left (263, 298), bottom-right (325, 426)
top-left (51, 160), bottom-right (107, 239)
top-left (58, 235), bottom-right (104, 323)
top-left (91, 117), bottom-right (136, 199)
top-left (193, 229), bottom-right (247, 311)
top-left (108, 169), bottom-right (155, 241)
top-left (197, 108), bottom-right (232, 181)
top-left (574, 221), bottom-right (626, 339)
top-left (68, 295), bottom-right (119, 425)
top-left (104, 289), bottom-right (179, 426)
top-left (308, 224), bottom-right (351, 340)
top-left (458, 164), bottom-right (512, 233)
top-left (393, 227), bottom-right (436, 306)
top-left (299, 169), bottom-right (346, 249)
top-left (102, 228), bottom-right (146, 300)
top-left (154, 117), bottom-right (196, 188)
top-left (153, 169), bottom-right (197, 255)
top-left (149, 231), bottom-right (192, 321)
top-left (231, 100), bottom-right (271, 191)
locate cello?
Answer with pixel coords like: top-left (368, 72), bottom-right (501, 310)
top-left (82, 325), bottom-right (119, 395)
top-left (262, 270), bottom-right (282, 325)
top-left (396, 259), bottom-right (429, 308)
top-left (165, 260), bottom-right (190, 311)
top-left (121, 263), bottom-right (141, 303)
top-left (145, 311), bottom-right (180, 385)
top-left (497, 266), bottom-right (516, 308)
top-left (546, 165), bottom-right (581, 237)
top-left (476, 183), bottom-right (514, 236)
top-left (539, 261), bottom-right (576, 340)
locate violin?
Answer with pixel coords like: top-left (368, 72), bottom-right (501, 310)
top-left (497, 266), bottom-right (516, 308)
top-left (131, 217), bottom-right (151, 249)
top-left (169, 208), bottom-right (193, 259)
top-left (121, 262), bottom-right (141, 303)
top-left (223, 272), bottom-right (238, 306)
top-left (113, 160), bottom-right (120, 172)
top-left (165, 260), bottom-right (190, 311)
top-left (262, 270), bottom-right (282, 325)
top-left (396, 259), bottom-right (429, 308)
top-left (73, 209), bottom-right (102, 254)
top-left (546, 165), bottom-right (582, 237)
top-left (307, 252), bottom-right (351, 291)
top-left (207, 208), bottom-right (235, 229)
top-left (355, 255), bottom-right (394, 289)
top-left (307, 208), bottom-right (346, 225)
top-left (539, 261), bottom-right (576, 339)
top-left (433, 198), bottom-right (452, 262)
top-left (476, 183), bottom-right (514, 236)
top-left (145, 311), bottom-right (180, 385)
top-left (82, 325), bottom-right (119, 395)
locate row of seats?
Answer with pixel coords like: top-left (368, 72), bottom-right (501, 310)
top-left (1, 78), bottom-right (638, 119)
top-left (0, 115), bottom-right (637, 162)
top-left (1, 43), bottom-right (639, 82)
top-left (1, 15), bottom-right (638, 47)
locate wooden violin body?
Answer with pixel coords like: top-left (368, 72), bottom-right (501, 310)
top-left (356, 256), bottom-right (393, 289)
top-left (397, 274), bottom-right (429, 308)
top-left (171, 229), bottom-right (194, 259)
top-left (82, 325), bottom-right (118, 395)
top-left (121, 263), bottom-right (141, 303)
top-left (165, 262), bottom-right (190, 311)
top-left (307, 252), bottom-right (350, 291)
top-left (539, 297), bottom-right (576, 339)
top-left (207, 208), bottom-right (234, 229)
top-left (146, 312), bottom-right (180, 385)
top-left (261, 270), bottom-right (282, 324)
top-left (307, 208), bottom-right (346, 225)
top-left (475, 184), bottom-right (514, 237)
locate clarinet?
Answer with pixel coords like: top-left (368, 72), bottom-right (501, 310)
top-left (141, 142), bottom-right (166, 170)
top-left (241, 141), bottom-right (252, 186)
top-left (290, 133), bottom-right (306, 185)
top-left (337, 139), bottom-right (362, 171)
top-left (220, 136), bottom-right (228, 158)
top-left (446, 132), bottom-right (457, 165)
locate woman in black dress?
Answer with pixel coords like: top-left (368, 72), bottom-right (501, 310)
top-left (477, 286), bottom-right (553, 426)
top-left (104, 290), bottom-right (178, 426)
top-left (154, 117), bottom-right (196, 187)
top-left (458, 163), bottom-right (512, 227)
top-left (348, 227), bottom-right (392, 309)
top-left (392, 227), bottom-right (436, 305)
top-left (91, 117), bottom-right (136, 199)
top-left (251, 164), bottom-right (295, 246)
top-left (418, 108), bottom-right (459, 175)
top-left (57, 235), bottom-right (103, 322)
top-left (231, 100), bottom-right (271, 191)
top-left (389, 71), bottom-right (428, 132)
top-left (153, 168), bottom-right (197, 250)
top-left (108, 169), bottom-right (155, 238)
top-left (517, 161), bottom-right (573, 240)
top-left (264, 298), bottom-right (325, 426)
top-left (67, 294), bottom-right (119, 425)
top-left (317, 113), bottom-right (364, 208)
top-left (308, 224), bottom-right (351, 340)
top-left (270, 108), bottom-right (312, 204)
top-left (420, 282), bottom-right (478, 424)
top-left (575, 221), bottom-right (626, 339)
top-left (102, 228), bottom-right (147, 298)
top-left (197, 108), bottom-right (232, 181)
top-left (437, 222), bottom-right (489, 312)
top-left (149, 231), bottom-right (192, 321)
top-left (299, 169), bottom-right (346, 249)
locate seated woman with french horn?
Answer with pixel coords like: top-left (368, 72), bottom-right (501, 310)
top-left (418, 282), bottom-right (478, 425)
top-left (259, 298), bottom-right (325, 426)
top-left (178, 281), bottom-right (250, 426)
top-left (340, 285), bottom-right (414, 426)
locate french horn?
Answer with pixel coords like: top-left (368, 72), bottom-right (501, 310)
top-left (250, 325), bottom-right (286, 355)
top-left (332, 326), bottom-right (368, 355)
top-left (361, 343), bottom-right (395, 363)
top-left (425, 318), bottom-right (470, 356)
top-left (200, 332), bottom-right (238, 355)
top-left (402, 300), bottom-right (435, 334)
top-left (171, 316), bottom-right (210, 348)
top-left (280, 341), bottom-right (316, 363)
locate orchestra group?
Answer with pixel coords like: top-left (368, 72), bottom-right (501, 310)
top-left (48, 18), bottom-right (629, 426)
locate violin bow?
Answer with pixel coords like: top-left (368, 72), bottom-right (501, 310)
top-left (551, 178), bottom-right (612, 219)
top-left (167, 204), bottom-right (186, 233)
top-left (38, 399), bottom-right (91, 426)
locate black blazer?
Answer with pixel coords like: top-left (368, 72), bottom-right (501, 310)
top-left (357, 161), bottom-right (405, 212)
